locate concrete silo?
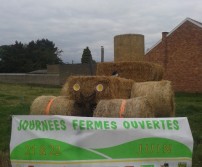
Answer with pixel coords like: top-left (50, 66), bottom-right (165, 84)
top-left (114, 34), bottom-right (144, 62)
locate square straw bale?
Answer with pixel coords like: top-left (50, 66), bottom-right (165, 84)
top-left (96, 61), bottom-right (164, 81)
top-left (67, 76), bottom-right (134, 103)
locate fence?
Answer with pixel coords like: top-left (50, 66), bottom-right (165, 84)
top-left (0, 73), bottom-right (60, 85)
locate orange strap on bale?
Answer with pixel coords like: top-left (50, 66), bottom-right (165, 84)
top-left (44, 98), bottom-right (55, 115)
top-left (119, 100), bottom-right (126, 118)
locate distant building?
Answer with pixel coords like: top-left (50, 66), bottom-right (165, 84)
top-left (145, 18), bottom-right (202, 93)
top-left (47, 64), bottom-right (96, 84)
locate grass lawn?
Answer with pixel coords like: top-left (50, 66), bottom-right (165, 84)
top-left (175, 92), bottom-right (202, 166)
top-left (0, 83), bottom-right (60, 151)
top-left (0, 83), bottom-right (202, 166)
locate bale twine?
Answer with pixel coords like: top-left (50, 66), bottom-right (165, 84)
top-left (65, 76), bottom-right (134, 103)
top-left (96, 61), bottom-right (164, 82)
top-left (30, 96), bottom-right (82, 116)
top-left (131, 80), bottom-right (175, 117)
top-left (93, 97), bottom-right (154, 118)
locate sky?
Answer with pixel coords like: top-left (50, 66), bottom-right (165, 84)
top-left (0, 0), bottom-right (201, 64)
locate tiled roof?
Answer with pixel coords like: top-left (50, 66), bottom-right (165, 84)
top-left (146, 18), bottom-right (202, 54)
top-left (188, 18), bottom-right (202, 27)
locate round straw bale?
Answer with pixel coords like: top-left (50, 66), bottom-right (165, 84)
top-left (131, 80), bottom-right (175, 117)
top-left (30, 96), bottom-right (81, 116)
top-left (60, 82), bottom-right (69, 97)
top-left (93, 97), bottom-right (154, 118)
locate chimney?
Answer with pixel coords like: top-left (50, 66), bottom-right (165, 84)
top-left (101, 46), bottom-right (104, 62)
top-left (162, 32), bottom-right (169, 40)
top-left (162, 32), bottom-right (169, 69)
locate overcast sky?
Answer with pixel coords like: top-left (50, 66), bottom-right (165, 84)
top-left (0, 0), bottom-right (201, 63)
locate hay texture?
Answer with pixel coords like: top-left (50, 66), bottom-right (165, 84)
top-left (131, 80), bottom-right (175, 117)
top-left (96, 61), bottom-right (164, 82)
top-left (66, 76), bottom-right (134, 103)
top-left (30, 96), bottom-right (81, 116)
top-left (60, 82), bottom-right (69, 97)
top-left (93, 97), bottom-right (154, 118)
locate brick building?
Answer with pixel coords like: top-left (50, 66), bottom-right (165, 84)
top-left (145, 18), bottom-right (202, 93)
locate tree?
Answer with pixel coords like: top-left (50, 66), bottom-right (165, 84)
top-left (0, 41), bottom-right (27, 72)
top-left (27, 39), bottom-right (63, 70)
top-left (81, 47), bottom-right (96, 64)
top-left (0, 39), bottom-right (63, 73)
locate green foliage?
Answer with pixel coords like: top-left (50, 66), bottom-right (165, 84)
top-left (81, 47), bottom-right (96, 64)
top-left (0, 39), bottom-right (63, 73)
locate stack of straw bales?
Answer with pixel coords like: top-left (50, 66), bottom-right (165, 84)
top-left (30, 96), bottom-right (82, 116)
top-left (64, 76), bottom-right (134, 103)
top-left (131, 80), bottom-right (175, 117)
top-left (96, 61), bottom-right (164, 82)
top-left (30, 63), bottom-right (174, 118)
top-left (94, 97), bottom-right (154, 118)
top-left (30, 75), bottom-right (134, 117)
